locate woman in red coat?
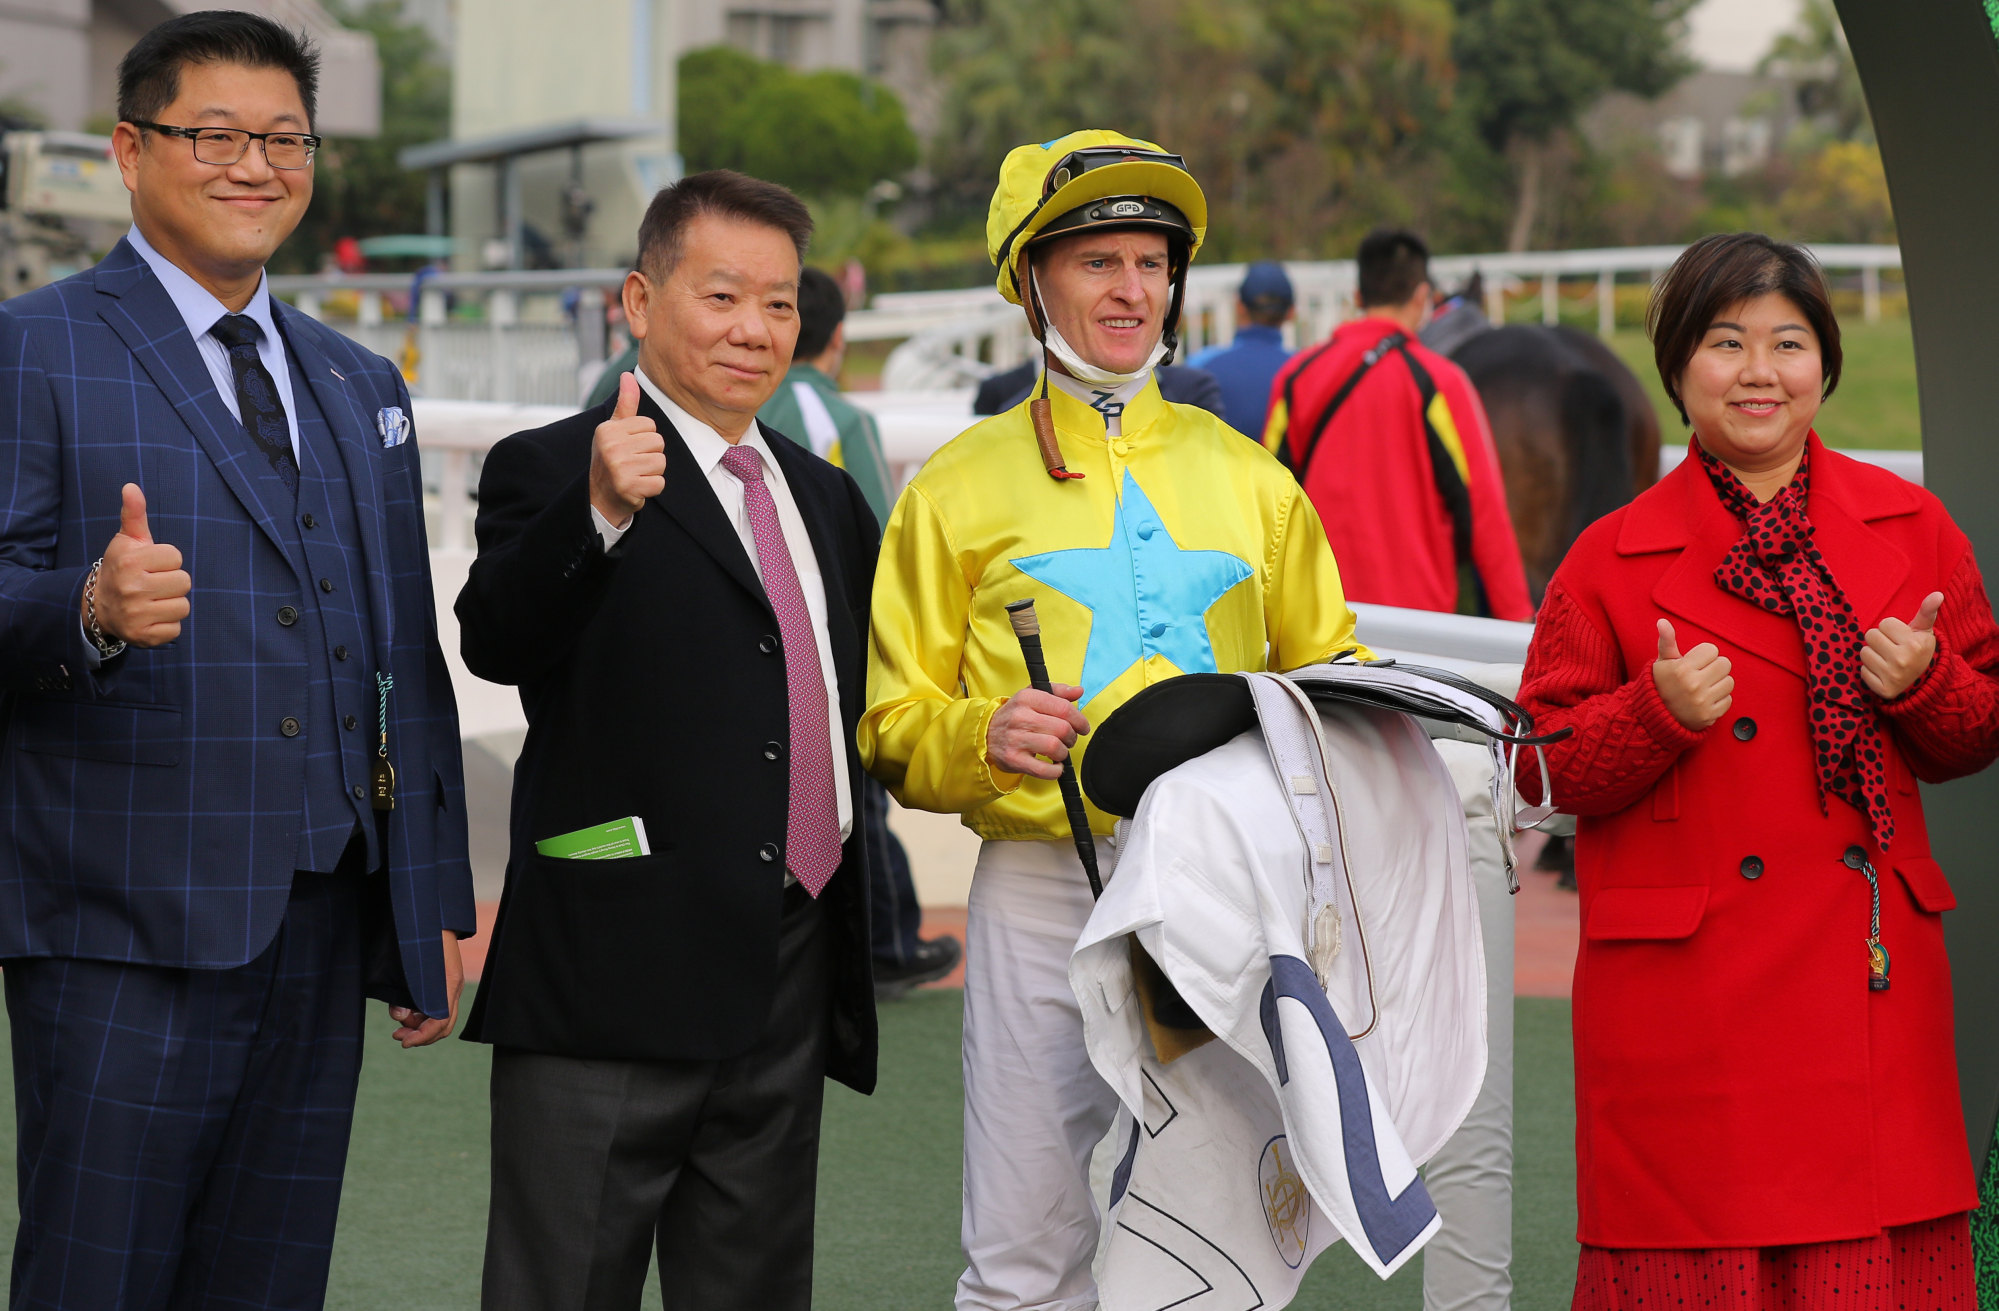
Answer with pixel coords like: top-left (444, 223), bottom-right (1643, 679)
top-left (1517, 232), bottom-right (1999, 1310)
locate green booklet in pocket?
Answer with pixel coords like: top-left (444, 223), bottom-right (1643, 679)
top-left (534, 816), bottom-right (651, 860)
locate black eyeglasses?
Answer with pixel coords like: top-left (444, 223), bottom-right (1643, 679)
top-left (130, 121), bottom-right (320, 170)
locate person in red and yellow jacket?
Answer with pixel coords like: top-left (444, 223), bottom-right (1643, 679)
top-left (1265, 228), bottom-right (1532, 621)
top-left (1517, 232), bottom-right (1999, 1310)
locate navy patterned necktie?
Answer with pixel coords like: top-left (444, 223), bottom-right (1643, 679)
top-left (209, 313), bottom-right (299, 497)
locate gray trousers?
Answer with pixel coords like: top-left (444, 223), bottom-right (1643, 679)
top-left (481, 883), bottom-right (833, 1311)
top-left (1422, 739), bottom-right (1516, 1311)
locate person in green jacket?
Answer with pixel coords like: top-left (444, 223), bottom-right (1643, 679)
top-left (754, 268), bottom-right (897, 522)
top-left (773, 267), bottom-right (959, 995)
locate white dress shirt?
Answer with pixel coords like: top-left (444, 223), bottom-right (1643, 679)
top-left (603, 368), bottom-right (853, 845)
top-left (127, 225), bottom-right (301, 460)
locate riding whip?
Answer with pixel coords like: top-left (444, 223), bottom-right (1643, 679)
top-left (1004, 599), bottom-right (1103, 898)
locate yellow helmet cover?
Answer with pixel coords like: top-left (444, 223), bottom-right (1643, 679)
top-left (986, 129), bottom-right (1209, 307)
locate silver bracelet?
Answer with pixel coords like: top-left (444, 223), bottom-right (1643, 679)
top-left (84, 557), bottom-right (126, 660)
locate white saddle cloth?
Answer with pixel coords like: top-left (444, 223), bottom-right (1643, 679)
top-left (1072, 671), bottom-right (1488, 1307)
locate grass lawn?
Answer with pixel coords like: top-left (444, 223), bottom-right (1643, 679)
top-left (1604, 320), bottom-right (1922, 452)
top-left (0, 990), bottom-right (1582, 1309)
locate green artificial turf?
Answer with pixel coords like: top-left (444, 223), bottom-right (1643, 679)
top-left (1604, 320), bottom-right (1923, 453)
top-left (0, 989), bottom-right (1582, 1309)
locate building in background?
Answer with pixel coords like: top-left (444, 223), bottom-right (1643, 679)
top-left (436, 0), bottom-right (936, 271)
top-left (1589, 69), bottom-right (1807, 180)
top-left (682, 0), bottom-right (937, 133)
top-left (0, 0), bottom-right (379, 136)
top-left (441, 0), bottom-right (675, 270)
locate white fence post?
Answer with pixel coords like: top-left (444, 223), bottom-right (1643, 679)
top-left (1542, 270), bottom-right (1559, 326)
top-left (1863, 265), bottom-right (1882, 324)
top-left (1598, 268), bottom-right (1615, 338)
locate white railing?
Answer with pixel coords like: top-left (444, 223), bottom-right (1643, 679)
top-left (275, 242), bottom-right (1903, 403)
top-left (410, 392), bottom-right (1924, 553)
top-left (879, 244), bottom-right (1905, 390)
top-left (412, 393), bottom-right (1919, 743)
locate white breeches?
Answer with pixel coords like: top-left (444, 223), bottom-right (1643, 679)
top-left (957, 837), bottom-right (1122, 1311)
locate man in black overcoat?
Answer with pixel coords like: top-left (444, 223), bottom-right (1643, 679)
top-left (456, 170), bottom-right (879, 1311)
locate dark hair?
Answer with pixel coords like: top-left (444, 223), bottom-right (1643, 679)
top-left (1240, 295), bottom-right (1290, 327)
top-left (1646, 232), bottom-right (1842, 424)
top-left (636, 170), bottom-right (813, 283)
top-left (118, 11), bottom-right (320, 131)
top-left (794, 266), bottom-right (847, 360)
top-left (1356, 227), bottom-right (1430, 308)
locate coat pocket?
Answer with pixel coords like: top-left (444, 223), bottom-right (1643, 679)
top-left (11, 698), bottom-right (182, 766)
top-left (1584, 884), bottom-right (1709, 940)
top-left (1893, 855), bottom-right (1956, 913)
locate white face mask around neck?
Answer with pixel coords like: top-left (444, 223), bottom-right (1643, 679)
top-left (1032, 267), bottom-right (1169, 386)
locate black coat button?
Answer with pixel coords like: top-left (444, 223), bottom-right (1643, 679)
top-left (279, 716), bottom-right (301, 737)
top-left (344, 715), bottom-right (358, 730)
top-left (334, 645), bottom-right (349, 661)
top-left (1843, 845), bottom-right (1868, 870)
top-left (763, 741), bottom-right (784, 761)
top-left (758, 634), bottom-right (779, 655)
top-left (352, 784), bottom-right (367, 800)
top-left (1732, 717), bottom-right (1757, 741)
top-left (1740, 855), bottom-right (1764, 880)
top-left (758, 842), bottom-right (780, 863)
top-left (302, 513), bottom-right (317, 529)
top-left (319, 578), bottom-right (334, 593)
top-left (276, 605), bottom-right (298, 627)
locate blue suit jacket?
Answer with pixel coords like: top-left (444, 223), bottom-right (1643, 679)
top-left (0, 238), bottom-right (473, 1018)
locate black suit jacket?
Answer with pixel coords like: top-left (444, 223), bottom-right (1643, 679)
top-left (455, 392), bottom-right (880, 1093)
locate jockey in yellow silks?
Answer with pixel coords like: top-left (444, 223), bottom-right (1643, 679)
top-left (860, 130), bottom-right (1367, 1311)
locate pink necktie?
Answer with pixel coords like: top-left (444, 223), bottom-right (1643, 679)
top-left (719, 444), bottom-right (843, 895)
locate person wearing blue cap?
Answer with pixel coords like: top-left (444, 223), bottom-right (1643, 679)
top-left (1187, 260), bottom-right (1296, 437)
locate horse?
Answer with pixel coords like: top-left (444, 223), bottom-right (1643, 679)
top-left (1424, 280), bottom-right (1662, 886)
top-left (1422, 280), bottom-right (1662, 605)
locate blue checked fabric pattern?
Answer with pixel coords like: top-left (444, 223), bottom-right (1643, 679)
top-left (0, 238), bottom-right (474, 1019)
top-left (719, 443), bottom-right (842, 895)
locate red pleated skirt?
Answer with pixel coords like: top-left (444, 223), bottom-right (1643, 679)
top-left (1571, 1212), bottom-right (1973, 1311)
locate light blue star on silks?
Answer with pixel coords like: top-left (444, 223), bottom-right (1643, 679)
top-left (1010, 470), bottom-right (1254, 699)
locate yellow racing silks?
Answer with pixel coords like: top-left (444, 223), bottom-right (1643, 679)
top-left (861, 379), bottom-right (1370, 842)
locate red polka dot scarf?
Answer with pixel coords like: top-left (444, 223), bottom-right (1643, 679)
top-left (1697, 441), bottom-right (1894, 848)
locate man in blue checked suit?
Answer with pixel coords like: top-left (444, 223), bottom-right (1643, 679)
top-left (0, 13), bottom-right (473, 1307)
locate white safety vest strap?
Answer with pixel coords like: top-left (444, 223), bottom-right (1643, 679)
top-left (792, 380), bottom-right (842, 461)
top-left (1244, 672), bottom-right (1359, 1000)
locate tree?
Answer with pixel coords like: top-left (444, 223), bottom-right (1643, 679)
top-left (1777, 139), bottom-right (1893, 243)
top-left (924, 0), bottom-right (1456, 258)
top-left (1759, 0), bottom-right (1871, 144)
top-left (677, 46), bottom-right (780, 175)
top-left (276, 0), bottom-right (450, 273)
top-left (1447, 0), bottom-right (1692, 250)
top-left (678, 48), bottom-right (917, 198)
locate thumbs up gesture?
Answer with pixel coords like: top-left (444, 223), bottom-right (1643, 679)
top-left (1861, 592), bottom-right (1944, 701)
top-left (1652, 619), bottom-right (1734, 731)
top-left (588, 372), bottom-right (665, 525)
top-left (85, 484), bottom-right (192, 648)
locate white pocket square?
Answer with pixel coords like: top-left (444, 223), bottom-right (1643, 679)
top-left (376, 405), bottom-right (411, 448)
